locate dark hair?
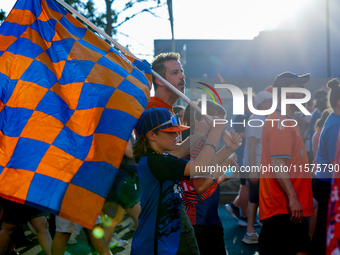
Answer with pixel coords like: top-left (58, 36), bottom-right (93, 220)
top-left (133, 131), bottom-right (158, 163)
top-left (195, 99), bottom-right (226, 121)
top-left (173, 105), bottom-right (184, 115)
top-left (151, 52), bottom-right (181, 91)
top-left (327, 78), bottom-right (340, 109)
top-left (182, 104), bottom-right (195, 126)
top-left (315, 109), bottom-right (332, 131)
top-left (316, 96), bottom-right (328, 113)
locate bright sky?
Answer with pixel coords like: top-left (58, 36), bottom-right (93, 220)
top-left (0, 0), bottom-right (311, 62)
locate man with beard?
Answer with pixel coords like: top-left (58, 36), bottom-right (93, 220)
top-left (144, 52), bottom-right (211, 255)
top-left (259, 72), bottom-right (314, 255)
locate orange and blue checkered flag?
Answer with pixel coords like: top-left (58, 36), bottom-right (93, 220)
top-left (0, 0), bottom-right (151, 228)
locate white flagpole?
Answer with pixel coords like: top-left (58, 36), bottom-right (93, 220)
top-left (54, 0), bottom-right (241, 146)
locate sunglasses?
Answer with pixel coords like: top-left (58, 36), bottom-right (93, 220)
top-left (150, 113), bottom-right (181, 132)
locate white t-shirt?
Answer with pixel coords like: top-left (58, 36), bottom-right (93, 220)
top-left (242, 114), bottom-right (267, 167)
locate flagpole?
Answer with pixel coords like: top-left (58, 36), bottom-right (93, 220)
top-left (54, 0), bottom-right (241, 146)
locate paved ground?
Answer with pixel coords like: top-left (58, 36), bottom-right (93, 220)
top-left (16, 204), bottom-right (260, 255)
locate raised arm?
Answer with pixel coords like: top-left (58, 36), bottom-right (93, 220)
top-left (170, 119), bottom-right (210, 158)
top-left (183, 117), bottom-right (227, 176)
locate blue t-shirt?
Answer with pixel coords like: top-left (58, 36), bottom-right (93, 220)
top-left (131, 148), bottom-right (189, 255)
top-left (310, 109), bottom-right (321, 153)
top-left (315, 113), bottom-right (340, 183)
top-left (233, 111), bottom-right (249, 166)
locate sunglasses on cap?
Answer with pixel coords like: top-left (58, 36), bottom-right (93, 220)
top-left (150, 113), bottom-right (181, 132)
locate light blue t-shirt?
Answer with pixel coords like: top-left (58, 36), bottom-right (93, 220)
top-left (243, 114), bottom-right (267, 167)
top-left (315, 113), bottom-right (340, 183)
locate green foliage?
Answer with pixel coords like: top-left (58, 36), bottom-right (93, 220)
top-left (63, 0), bottom-right (163, 36)
top-left (0, 9), bottom-right (6, 24)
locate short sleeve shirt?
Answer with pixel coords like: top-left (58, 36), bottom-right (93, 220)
top-left (315, 113), bottom-right (340, 182)
top-left (131, 149), bottom-right (189, 255)
top-left (243, 114), bottom-right (266, 167)
top-left (233, 112), bottom-right (250, 166)
top-left (259, 110), bottom-right (314, 220)
top-left (145, 97), bottom-right (174, 113)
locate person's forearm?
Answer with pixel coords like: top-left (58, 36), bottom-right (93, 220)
top-left (193, 177), bottom-right (214, 194)
top-left (273, 162), bottom-right (298, 200)
top-left (189, 131), bottom-right (223, 175)
top-left (170, 131), bottom-right (203, 158)
top-left (211, 146), bottom-right (234, 165)
top-left (193, 158), bottom-right (232, 194)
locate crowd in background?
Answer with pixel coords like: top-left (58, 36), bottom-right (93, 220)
top-left (0, 52), bottom-right (339, 255)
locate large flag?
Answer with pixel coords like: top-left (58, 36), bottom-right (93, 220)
top-left (326, 128), bottom-right (340, 254)
top-left (0, 0), bottom-right (151, 228)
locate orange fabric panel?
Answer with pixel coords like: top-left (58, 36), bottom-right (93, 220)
top-left (21, 27), bottom-right (51, 51)
top-left (0, 35), bottom-right (17, 51)
top-left (20, 111), bottom-right (64, 144)
top-left (0, 132), bottom-right (19, 167)
top-left (52, 61), bottom-right (67, 80)
top-left (35, 145), bottom-right (83, 183)
top-left (69, 41), bottom-right (103, 63)
top-left (82, 30), bottom-right (111, 52)
top-left (36, 52), bottom-right (67, 81)
top-left (39, 0), bottom-right (64, 21)
top-left (85, 63), bottom-right (124, 87)
top-left (85, 133), bottom-right (126, 169)
top-left (6, 9), bottom-right (36, 25)
top-left (105, 52), bottom-right (134, 73)
top-left (0, 101), bottom-right (4, 112)
top-left (126, 74), bottom-right (151, 100)
top-left (0, 168), bottom-right (35, 201)
top-left (6, 80), bottom-right (49, 110)
top-left (144, 73), bottom-right (153, 89)
top-left (50, 82), bottom-right (83, 110)
top-left (66, 108), bottom-right (104, 137)
top-left (123, 54), bottom-right (152, 89)
top-left (64, 13), bottom-right (86, 28)
top-left (36, 52), bottom-right (55, 74)
top-left (0, 52), bottom-right (34, 80)
top-left (52, 22), bottom-right (80, 42)
top-left (106, 89), bottom-right (144, 119)
top-left (59, 183), bottom-right (105, 229)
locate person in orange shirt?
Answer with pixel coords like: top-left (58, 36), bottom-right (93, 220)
top-left (259, 72), bottom-right (314, 255)
top-left (146, 53), bottom-right (209, 158)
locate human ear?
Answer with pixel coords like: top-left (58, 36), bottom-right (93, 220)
top-left (146, 131), bottom-right (157, 142)
top-left (155, 78), bottom-right (165, 88)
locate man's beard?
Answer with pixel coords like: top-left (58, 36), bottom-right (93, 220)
top-left (165, 80), bottom-right (185, 94)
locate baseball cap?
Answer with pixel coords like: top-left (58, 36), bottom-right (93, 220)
top-left (135, 108), bottom-right (189, 136)
top-left (254, 91), bottom-right (272, 107)
top-left (273, 72), bottom-right (310, 90)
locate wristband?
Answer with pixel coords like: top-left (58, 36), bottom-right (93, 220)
top-left (210, 173), bottom-right (215, 182)
top-left (224, 168), bottom-right (234, 178)
top-left (205, 142), bottom-right (217, 153)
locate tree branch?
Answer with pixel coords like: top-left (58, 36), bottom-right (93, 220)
top-left (114, 3), bottom-right (165, 28)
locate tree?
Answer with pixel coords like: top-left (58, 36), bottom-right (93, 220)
top-left (0, 9), bottom-right (6, 24)
top-left (63, 0), bottom-right (163, 37)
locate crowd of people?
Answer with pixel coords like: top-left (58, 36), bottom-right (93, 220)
top-left (0, 52), bottom-right (339, 255)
